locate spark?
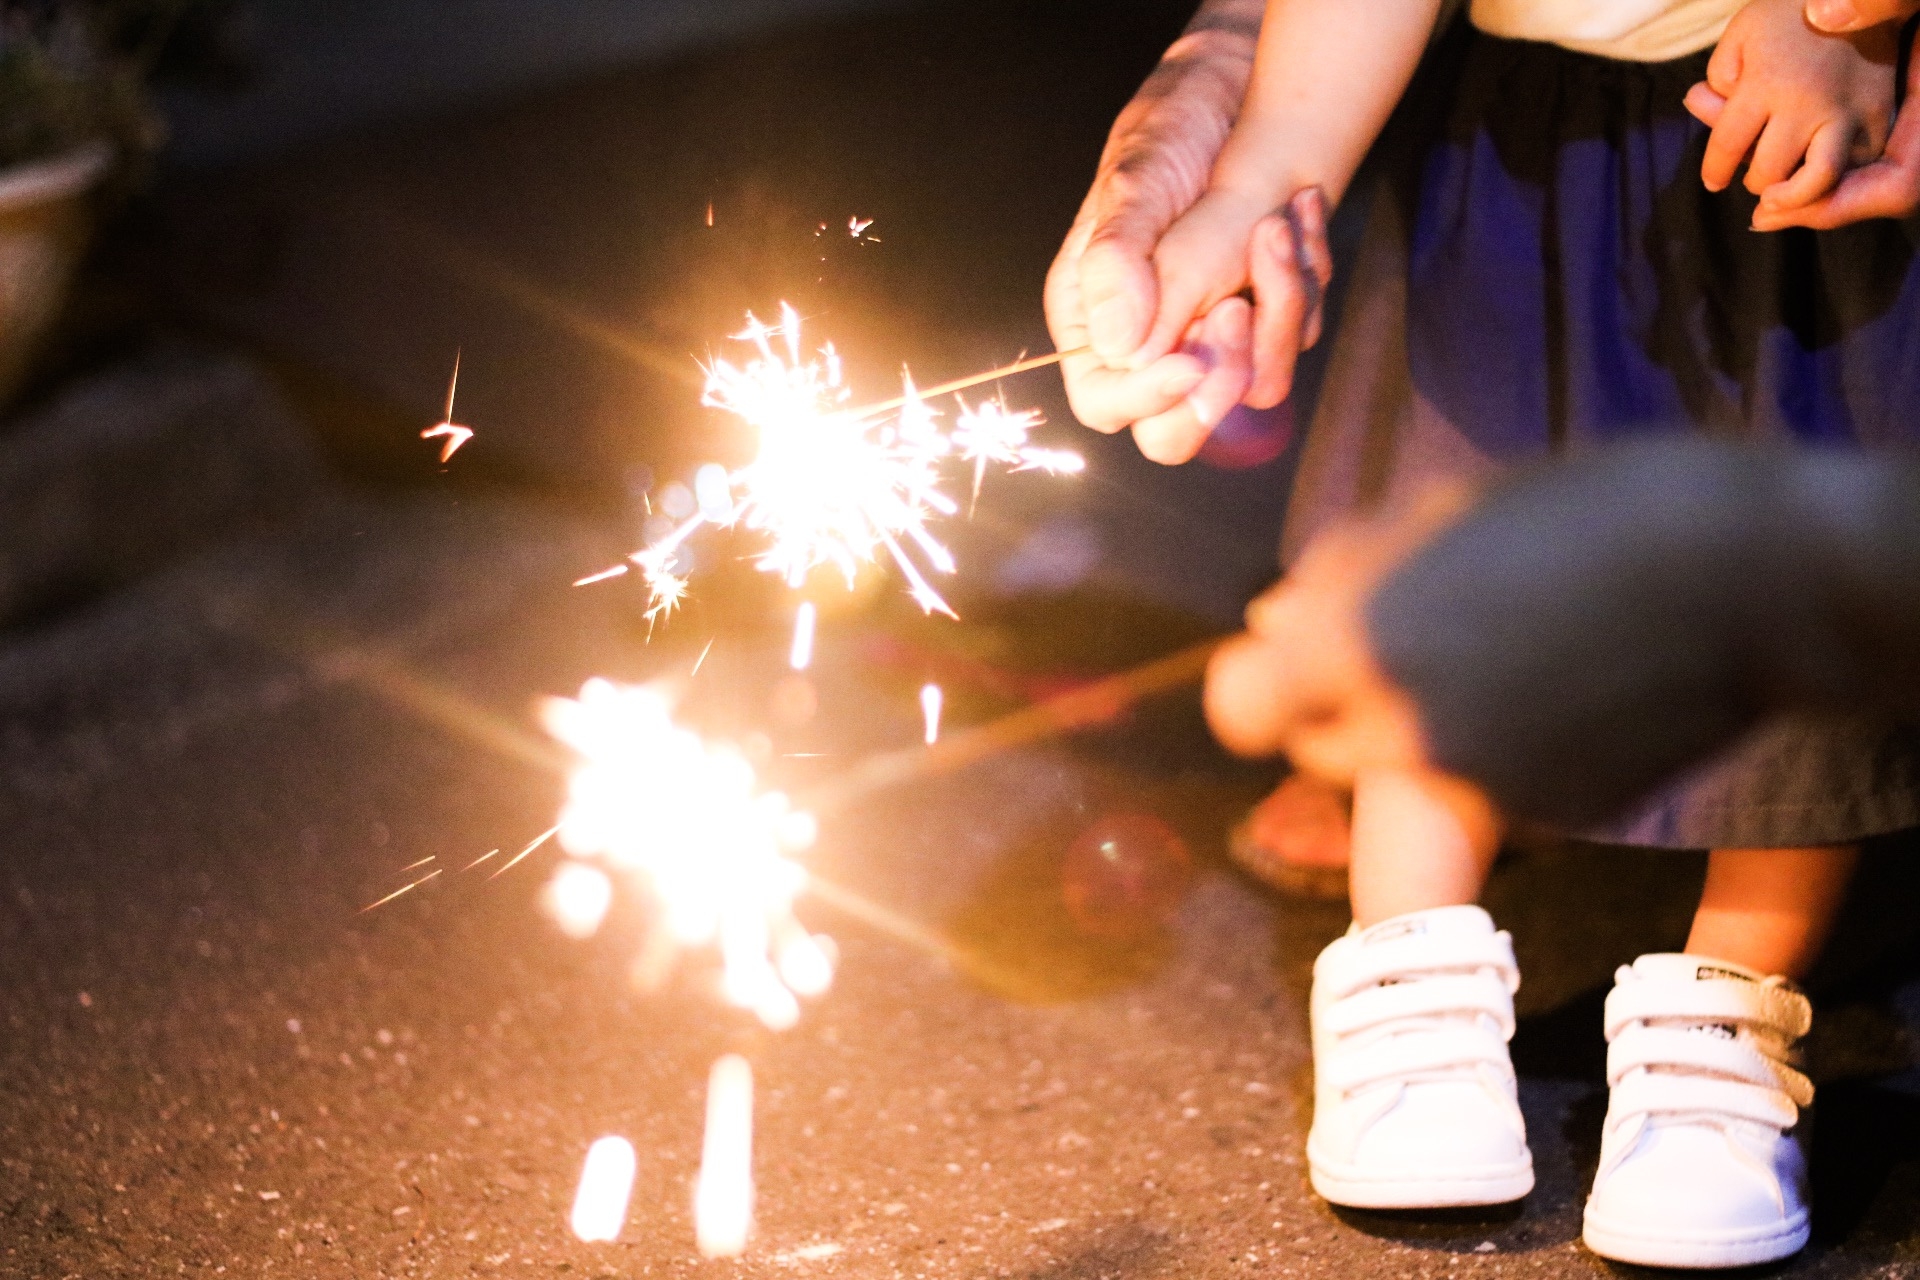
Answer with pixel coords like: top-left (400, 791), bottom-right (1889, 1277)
top-left (705, 201), bottom-right (714, 228)
top-left (849, 215), bottom-right (874, 238)
top-left (399, 855), bottom-right (436, 872)
top-left (572, 564), bottom-right (629, 587)
top-left (462, 847), bottom-right (502, 872)
top-left (421, 350), bottom-right (475, 463)
top-left (360, 868), bottom-right (442, 912)
top-left (691, 638), bottom-right (715, 677)
top-left (789, 601), bottom-right (817, 671)
top-left (571, 1136), bottom-right (637, 1242)
top-left (920, 683), bottom-right (943, 745)
top-left (544, 861), bottom-right (614, 939)
top-left (542, 679), bottom-right (830, 1030)
top-left (695, 1055), bottom-right (755, 1258)
top-left (488, 825), bottom-right (559, 880)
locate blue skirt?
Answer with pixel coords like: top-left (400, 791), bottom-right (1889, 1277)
top-left (1283, 19), bottom-right (1920, 848)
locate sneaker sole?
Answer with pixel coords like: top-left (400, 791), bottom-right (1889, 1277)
top-left (1310, 1155), bottom-right (1534, 1209)
top-left (1582, 1207), bottom-right (1809, 1269)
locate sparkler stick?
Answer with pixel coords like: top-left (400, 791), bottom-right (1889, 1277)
top-left (840, 346), bottom-right (1087, 422)
top-left (571, 1136), bottom-right (637, 1242)
top-left (695, 1054), bottom-right (755, 1258)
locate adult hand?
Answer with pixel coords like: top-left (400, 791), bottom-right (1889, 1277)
top-left (1202, 484), bottom-right (1473, 783)
top-left (1044, 6), bottom-right (1265, 464)
top-left (1687, 0), bottom-right (1920, 228)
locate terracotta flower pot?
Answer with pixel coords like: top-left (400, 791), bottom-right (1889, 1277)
top-left (0, 143), bottom-right (112, 414)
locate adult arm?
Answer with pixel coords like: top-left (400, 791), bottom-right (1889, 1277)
top-left (1207, 441), bottom-right (1920, 828)
top-left (1044, 0), bottom-right (1264, 444)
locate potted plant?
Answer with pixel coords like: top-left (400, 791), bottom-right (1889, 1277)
top-left (0, 1), bottom-right (212, 410)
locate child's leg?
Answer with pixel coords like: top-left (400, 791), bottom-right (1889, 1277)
top-left (1685, 845), bottom-right (1857, 979)
top-left (1348, 767), bottom-right (1502, 925)
top-left (1307, 767), bottom-right (1530, 1209)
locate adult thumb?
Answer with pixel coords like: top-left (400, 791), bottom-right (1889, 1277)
top-left (1079, 204), bottom-right (1165, 363)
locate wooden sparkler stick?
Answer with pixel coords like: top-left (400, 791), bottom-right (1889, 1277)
top-left (841, 345), bottom-right (1089, 421)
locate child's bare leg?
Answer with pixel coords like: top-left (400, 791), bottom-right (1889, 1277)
top-left (1348, 768), bottom-right (1502, 927)
top-left (1685, 845), bottom-right (1858, 979)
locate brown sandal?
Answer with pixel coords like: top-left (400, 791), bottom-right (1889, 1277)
top-left (1227, 774), bottom-right (1352, 901)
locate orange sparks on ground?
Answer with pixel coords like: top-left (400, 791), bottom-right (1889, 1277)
top-left (695, 1055), bottom-right (755, 1258)
top-left (420, 350), bottom-right (475, 463)
top-left (920, 683), bottom-right (943, 745)
top-left (571, 1136), bottom-right (637, 1242)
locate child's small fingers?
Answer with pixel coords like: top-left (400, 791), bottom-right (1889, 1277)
top-left (1289, 188), bottom-right (1336, 348)
top-left (1131, 401), bottom-right (1213, 465)
top-left (1700, 97), bottom-right (1769, 192)
top-left (1745, 115), bottom-right (1815, 194)
top-left (1756, 121), bottom-right (1852, 215)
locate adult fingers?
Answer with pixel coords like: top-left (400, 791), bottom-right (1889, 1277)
top-left (1806, 0), bottom-right (1920, 33)
top-left (1700, 95), bottom-right (1769, 193)
top-left (1292, 188), bottom-right (1335, 351)
top-left (1704, 31), bottom-right (1743, 98)
top-left (1078, 196), bottom-right (1172, 364)
top-left (1754, 120), bottom-right (1851, 215)
top-left (1059, 349), bottom-right (1208, 434)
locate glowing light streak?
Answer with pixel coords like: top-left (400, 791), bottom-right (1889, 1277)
top-left (544, 861), bottom-right (614, 939)
top-left (489, 825), bottom-right (560, 880)
top-left (570, 1136), bottom-right (637, 1242)
top-left (691, 638), bottom-right (715, 677)
top-left (920, 683), bottom-right (943, 745)
top-left (789, 602), bottom-right (816, 671)
top-left (420, 350), bottom-right (475, 463)
top-left (572, 564), bottom-right (629, 587)
top-left (360, 868), bottom-right (442, 913)
top-left (399, 855), bottom-right (435, 872)
top-left (695, 1055), bottom-right (755, 1258)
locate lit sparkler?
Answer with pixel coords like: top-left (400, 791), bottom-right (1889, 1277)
top-left (574, 308), bottom-right (1083, 625)
top-left (540, 678), bottom-right (829, 1031)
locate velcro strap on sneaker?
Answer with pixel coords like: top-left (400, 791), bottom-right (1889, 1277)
top-left (1317, 931), bottom-right (1520, 1002)
top-left (1321, 1025), bottom-right (1513, 1093)
top-left (1607, 1070), bottom-right (1800, 1132)
top-left (1321, 972), bottom-right (1516, 1040)
top-left (1604, 977), bottom-right (1812, 1042)
top-left (1607, 1026), bottom-right (1814, 1107)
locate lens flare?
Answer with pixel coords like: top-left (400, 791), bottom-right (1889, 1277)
top-left (544, 861), bottom-right (614, 939)
top-left (920, 683), bottom-right (943, 745)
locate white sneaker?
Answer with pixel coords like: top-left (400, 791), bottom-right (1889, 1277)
top-left (1583, 954), bottom-right (1814, 1269)
top-left (1308, 905), bottom-right (1534, 1207)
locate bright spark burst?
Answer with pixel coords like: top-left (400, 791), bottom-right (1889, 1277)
top-left (575, 306), bottom-right (1080, 625)
top-left (541, 678), bottom-right (829, 1031)
top-left (788, 601), bottom-right (817, 671)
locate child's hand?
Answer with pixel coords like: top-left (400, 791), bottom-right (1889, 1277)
top-left (1684, 0), bottom-right (1897, 217)
top-left (1124, 184), bottom-right (1331, 463)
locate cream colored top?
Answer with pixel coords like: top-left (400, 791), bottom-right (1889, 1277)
top-left (1470, 0), bottom-right (1743, 60)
